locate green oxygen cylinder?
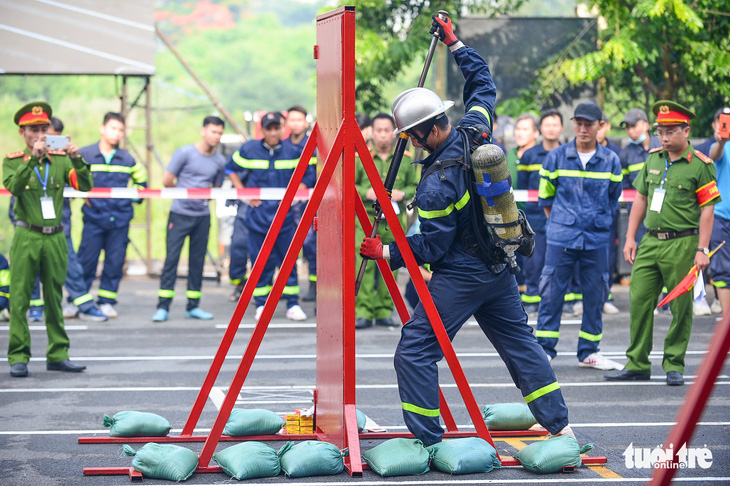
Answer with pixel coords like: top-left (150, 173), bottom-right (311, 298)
top-left (470, 144), bottom-right (522, 240)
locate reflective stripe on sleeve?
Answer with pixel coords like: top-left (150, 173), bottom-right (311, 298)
top-left (89, 165), bottom-right (134, 173)
top-left (232, 152), bottom-right (269, 170)
top-left (402, 402), bottom-right (440, 417)
top-left (628, 162), bottom-right (644, 173)
top-left (538, 179), bottom-right (556, 199)
top-left (523, 381), bottom-right (560, 404)
top-left (518, 164), bottom-right (542, 172)
top-left (467, 105), bottom-right (492, 127)
top-left (419, 191), bottom-right (470, 220)
top-left (274, 159), bottom-right (300, 170)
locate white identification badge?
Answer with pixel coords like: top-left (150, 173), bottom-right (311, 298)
top-left (391, 200), bottom-right (401, 215)
top-left (650, 188), bottom-right (666, 212)
top-left (40, 196), bottom-right (55, 220)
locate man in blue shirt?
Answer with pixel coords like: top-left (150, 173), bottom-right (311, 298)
top-left (78, 113), bottom-right (147, 318)
top-left (152, 116), bottom-right (227, 322)
top-left (536, 102), bottom-right (624, 370)
top-left (226, 112), bottom-right (316, 322)
top-left (709, 107), bottom-right (730, 318)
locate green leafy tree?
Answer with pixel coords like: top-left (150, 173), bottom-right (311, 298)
top-left (339, 1), bottom-right (526, 113)
top-left (536, 0), bottom-right (729, 131)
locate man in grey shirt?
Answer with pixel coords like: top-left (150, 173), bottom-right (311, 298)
top-left (152, 116), bottom-right (226, 321)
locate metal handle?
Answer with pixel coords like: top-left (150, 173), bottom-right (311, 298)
top-left (355, 10), bottom-right (450, 295)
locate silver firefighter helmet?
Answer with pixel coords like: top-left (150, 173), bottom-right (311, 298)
top-left (391, 87), bottom-right (454, 135)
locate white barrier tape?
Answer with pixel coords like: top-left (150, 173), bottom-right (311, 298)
top-left (0, 188), bottom-right (638, 203)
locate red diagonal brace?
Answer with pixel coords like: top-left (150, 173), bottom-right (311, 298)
top-left (197, 123), bottom-right (346, 467)
top-left (353, 132), bottom-right (498, 455)
top-left (181, 124), bottom-right (320, 436)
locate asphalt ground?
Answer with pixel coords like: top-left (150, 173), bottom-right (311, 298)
top-left (0, 269), bottom-right (728, 485)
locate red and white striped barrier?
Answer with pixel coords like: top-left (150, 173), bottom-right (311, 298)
top-left (0, 187), bottom-right (638, 203)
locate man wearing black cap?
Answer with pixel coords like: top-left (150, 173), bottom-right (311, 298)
top-left (225, 112), bottom-right (316, 321)
top-left (536, 101), bottom-right (624, 370)
top-left (3, 102), bottom-right (93, 377)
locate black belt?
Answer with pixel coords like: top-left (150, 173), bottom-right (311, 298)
top-left (647, 228), bottom-right (698, 240)
top-left (16, 220), bottom-right (64, 235)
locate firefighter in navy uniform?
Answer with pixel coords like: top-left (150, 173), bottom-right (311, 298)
top-left (359, 17), bottom-right (573, 446)
top-left (226, 112), bottom-right (317, 321)
top-left (78, 113), bottom-right (147, 318)
top-left (3, 102), bottom-right (93, 377)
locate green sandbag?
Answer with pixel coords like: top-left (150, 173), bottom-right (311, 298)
top-left (515, 435), bottom-right (594, 474)
top-left (482, 403), bottom-right (537, 430)
top-left (103, 411), bottom-right (171, 437)
top-left (123, 443), bottom-right (198, 481)
top-left (213, 441), bottom-right (280, 480)
top-left (278, 440), bottom-right (344, 478)
top-left (362, 438), bottom-right (430, 477)
top-left (222, 408), bottom-right (285, 436)
top-left (356, 409), bottom-right (367, 432)
top-left (427, 437), bottom-right (501, 474)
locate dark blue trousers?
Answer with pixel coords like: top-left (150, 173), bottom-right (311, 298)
top-left (536, 245), bottom-right (609, 361)
top-left (229, 205), bottom-right (249, 285)
top-left (249, 226), bottom-right (299, 308)
top-left (78, 220), bottom-right (130, 305)
top-left (303, 223), bottom-right (316, 280)
top-left (394, 265), bottom-right (569, 446)
top-left (63, 228), bottom-right (96, 312)
top-left (522, 230), bottom-right (546, 305)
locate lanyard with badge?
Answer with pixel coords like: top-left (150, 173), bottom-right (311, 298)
top-left (35, 161), bottom-right (55, 220)
top-left (649, 157), bottom-right (670, 212)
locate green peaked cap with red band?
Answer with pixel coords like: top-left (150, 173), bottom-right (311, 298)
top-left (14, 101), bottom-right (52, 126)
top-left (651, 100), bottom-right (695, 126)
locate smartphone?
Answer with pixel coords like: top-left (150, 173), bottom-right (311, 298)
top-left (46, 135), bottom-right (69, 149)
top-left (719, 114), bottom-right (730, 139)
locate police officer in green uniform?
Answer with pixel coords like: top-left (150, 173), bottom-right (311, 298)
top-left (355, 113), bottom-right (419, 329)
top-left (3, 102), bottom-right (93, 377)
top-left (606, 101), bottom-right (720, 386)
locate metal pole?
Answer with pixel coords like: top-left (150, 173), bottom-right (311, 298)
top-left (145, 77), bottom-right (153, 274)
top-left (155, 25), bottom-right (248, 139)
top-left (354, 10), bottom-right (448, 295)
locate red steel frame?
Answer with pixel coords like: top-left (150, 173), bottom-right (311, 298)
top-left (650, 312), bottom-right (730, 485)
top-left (81, 5), bottom-right (606, 478)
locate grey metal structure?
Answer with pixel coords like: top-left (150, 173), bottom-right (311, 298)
top-left (0, 0), bottom-right (154, 75)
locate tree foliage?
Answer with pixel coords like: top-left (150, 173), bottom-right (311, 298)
top-left (535, 0), bottom-right (729, 128)
top-left (340, 0), bottom-right (526, 113)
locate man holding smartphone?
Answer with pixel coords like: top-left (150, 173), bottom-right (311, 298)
top-left (3, 101), bottom-right (93, 377)
top-left (708, 107), bottom-right (730, 318)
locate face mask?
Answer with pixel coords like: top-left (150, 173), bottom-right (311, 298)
top-left (630, 133), bottom-right (647, 145)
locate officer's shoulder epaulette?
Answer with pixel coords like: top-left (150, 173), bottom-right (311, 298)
top-left (5, 151), bottom-right (24, 159)
top-left (648, 147), bottom-right (662, 154)
top-left (694, 150), bottom-right (713, 164)
top-left (47, 148), bottom-right (67, 156)
top-left (404, 150), bottom-right (413, 158)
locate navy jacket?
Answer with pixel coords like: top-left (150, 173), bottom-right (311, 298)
top-left (517, 143), bottom-right (552, 232)
top-left (619, 136), bottom-right (661, 189)
top-left (78, 143), bottom-right (147, 227)
top-left (538, 140), bottom-right (622, 249)
top-left (226, 139), bottom-right (316, 234)
top-left (389, 45), bottom-right (496, 272)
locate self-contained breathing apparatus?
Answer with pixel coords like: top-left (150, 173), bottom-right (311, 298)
top-left (414, 124), bottom-right (534, 274)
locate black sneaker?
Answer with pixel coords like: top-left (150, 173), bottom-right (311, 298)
top-left (230, 283), bottom-right (244, 302)
top-left (355, 318), bottom-right (373, 329)
top-left (375, 317), bottom-right (399, 327)
top-left (604, 368), bottom-right (650, 381)
top-left (666, 371), bottom-right (684, 386)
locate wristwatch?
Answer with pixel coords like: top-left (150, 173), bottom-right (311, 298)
top-left (698, 247), bottom-right (710, 255)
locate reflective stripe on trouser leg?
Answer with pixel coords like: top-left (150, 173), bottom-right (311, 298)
top-left (535, 245), bottom-right (576, 359)
top-left (97, 224), bottom-right (130, 304)
top-left (576, 247), bottom-right (608, 361)
top-left (186, 214), bottom-right (210, 311)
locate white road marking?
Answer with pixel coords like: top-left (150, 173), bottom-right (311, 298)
top-left (7, 350), bottom-right (720, 362)
top-left (0, 325), bottom-right (87, 331)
